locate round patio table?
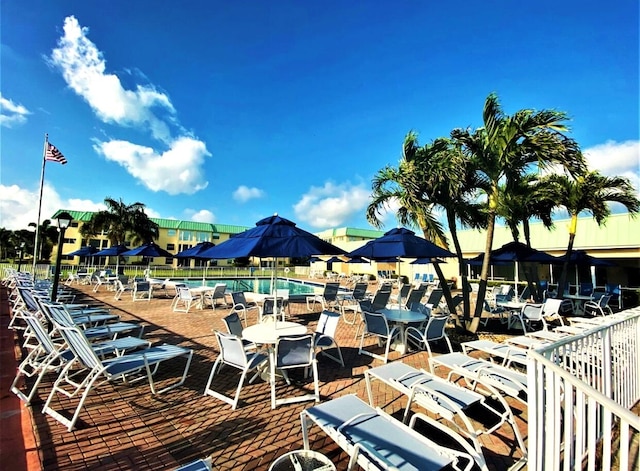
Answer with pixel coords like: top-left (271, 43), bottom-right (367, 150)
top-left (378, 308), bottom-right (427, 354)
top-left (269, 450), bottom-right (335, 471)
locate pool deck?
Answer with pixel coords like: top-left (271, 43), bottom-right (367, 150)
top-left (2, 281), bottom-right (527, 470)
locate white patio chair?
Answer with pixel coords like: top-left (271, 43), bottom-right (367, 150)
top-left (404, 313), bottom-right (453, 357)
top-left (42, 323), bottom-right (193, 431)
top-left (174, 286), bottom-right (195, 313)
top-left (339, 281), bottom-right (368, 324)
top-left (306, 282), bottom-right (340, 311)
top-left (583, 294), bottom-right (613, 316)
top-left (314, 310), bottom-right (344, 366)
top-left (203, 283), bottom-right (228, 309)
top-left (230, 291), bottom-right (260, 323)
top-left (222, 311), bottom-right (256, 351)
top-left (113, 279), bottom-right (133, 301)
top-left (358, 311), bottom-right (400, 364)
top-left (271, 334), bottom-right (319, 409)
top-left (132, 280), bottom-right (152, 301)
top-left (204, 331), bottom-right (268, 410)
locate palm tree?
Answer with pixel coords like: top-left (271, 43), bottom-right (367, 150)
top-left (367, 131), bottom-right (448, 246)
top-left (367, 132), bottom-right (479, 319)
top-left (496, 174), bottom-right (558, 301)
top-left (28, 219), bottom-right (60, 261)
top-left (403, 134), bottom-right (486, 325)
top-left (80, 197), bottom-right (159, 246)
top-left (451, 93), bottom-right (586, 328)
top-left (542, 171), bottom-right (639, 297)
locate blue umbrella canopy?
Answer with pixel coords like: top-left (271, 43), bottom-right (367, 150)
top-left (325, 256), bottom-right (344, 264)
top-left (561, 250), bottom-right (615, 267)
top-left (65, 246), bottom-right (99, 257)
top-left (410, 257), bottom-right (445, 264)
top-left (94, 244), bottom-right (130, 257)
top-left (175, 241), bottom-right (216, 259)
top-left (121, 242), bottom-right (174, 258)
top-left (347, 228), bottom-right (455, 260)
top-left (470, 241), bottom-right (559, 264)
top-left (199, 215), bottom-right (345, 259)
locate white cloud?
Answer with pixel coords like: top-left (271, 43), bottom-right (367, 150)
top-left (93, 137), bottom-right (210, 195)
top-left (0, 183), bottom-right (104, 230)
top-left (583, 140), bottom-right (640, 194)
top-left (0, 93), bottom-right (30, 128)
top-left (49, 16), bottom-right (212, 196)
top-left (188, 209), bottom-right (216, 223)
top-left (294, 181), bottom-right (370, 229)
top-left (233, 185), bottom-right (265, 203)
top-left (49, 16), bottom-right (175, 143)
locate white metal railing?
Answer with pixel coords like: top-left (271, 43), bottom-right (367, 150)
top-left (527, 307), bottom-right (640, 470)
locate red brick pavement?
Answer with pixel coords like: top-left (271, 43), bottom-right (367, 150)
top-left (3, 282), bottom-right (528, 470)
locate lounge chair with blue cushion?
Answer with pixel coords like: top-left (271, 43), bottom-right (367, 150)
top-left (300, 393), bottom-right (488, 471)
top-left (364, 361), bottom-right (526, 464)
top-left (11, 311), bottom-right (150, 405)
top-left (43, 323), bottom-right (193, 431)
top-left (429, 352), bottom-right (528, 405)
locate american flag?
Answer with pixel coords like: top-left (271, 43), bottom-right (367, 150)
top-left (45, 143), bottom-right (67, 165)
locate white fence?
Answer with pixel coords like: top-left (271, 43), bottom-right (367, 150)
top-left (527, 308), bottom-right (640, 470)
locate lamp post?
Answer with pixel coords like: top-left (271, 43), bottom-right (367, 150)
top-left (16, 242), bottom-right (25, 272)
top-left (51, 211), bottom-right (73, 302)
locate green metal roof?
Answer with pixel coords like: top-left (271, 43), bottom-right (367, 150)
top-left (52, 210), bottom-right (249, 235)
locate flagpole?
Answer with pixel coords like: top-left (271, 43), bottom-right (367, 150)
top-left (32, 133), bottom-right (48, 279)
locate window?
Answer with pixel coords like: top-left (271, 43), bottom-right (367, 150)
top-left (179, 231), bottom-right (193, 241)
top-left (212, 233), bottom-right (220, 240)
top-left (167, 243), bottom-right (175, 251)
top-left (196, 232), bottom-right (210, 242)
top-left (167, 229), bottom-right (177, 237)
top-left (165, 257), bottom-right (173, 264)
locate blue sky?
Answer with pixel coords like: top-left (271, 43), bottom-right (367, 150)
top-left (1, 0), bottom-right (638, 233)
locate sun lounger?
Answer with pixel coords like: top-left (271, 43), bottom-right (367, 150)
top-left (300, 394), bottom-right (487, 471)
top-left (461, 339), bottom-right (529, 368)
top-left (364, 362), bottom-right (526, 463)
top-left (429, 352), bottom-right (528, 405)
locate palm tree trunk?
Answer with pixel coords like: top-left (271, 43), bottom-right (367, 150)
top-left (556, 214), bottom-right (578, 299)
top-left (447, 210), bottom-right (470, 329)
top-left (470, 203), bottom-right (497, 333)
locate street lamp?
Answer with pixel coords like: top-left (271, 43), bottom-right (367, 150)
top-left (51, 211), bottom-right (73, 302)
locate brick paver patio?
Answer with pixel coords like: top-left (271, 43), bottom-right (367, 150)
top-left (4, 282), bottom-right (528, 470)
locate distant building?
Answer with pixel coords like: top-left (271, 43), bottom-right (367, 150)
top-left (52, 210), bottom-right (249, 268)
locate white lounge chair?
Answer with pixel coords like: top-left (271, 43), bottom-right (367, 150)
top-left (364, 361), bottom-right (526, 464)
top-left (429, 352), bottom-right (528, 405)
top-left (43, 323), bottom-right (192, 431)
top-left (300, 394), bottom-right (488, 471)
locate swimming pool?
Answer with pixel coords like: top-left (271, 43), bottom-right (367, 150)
top-left (177, 277), bottom-right (322, 296)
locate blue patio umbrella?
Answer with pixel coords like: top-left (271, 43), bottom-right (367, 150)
top-left (65, 245), bottom-right (99, 271)
top-left (199, 215), bottom-right (345, 260)
top-left (94, 244), bottom-right (130, 274)
top-left (347, 228), bottom-right (455, 260)
top-left (121, 242), bottom-right (173, 258)
top-left (121, 242), bottom-right (174, 278)
top-left (347, 227), bottom-right (455, 284)
top-left (557, 250), bottom-right (615, 287)
top-left (175, 241), bottom-right (216, 259)
top-left (325, 256), bottom-right (344, 264)
top-left (199, 214), bottom-right (345, 301)
top-left (66, 246), bottom-right (99, 257)
top-left (469, 241), bottom-right (559, 295)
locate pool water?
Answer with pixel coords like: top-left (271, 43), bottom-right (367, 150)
top-left (179, 277), bottom-right (320, 296)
